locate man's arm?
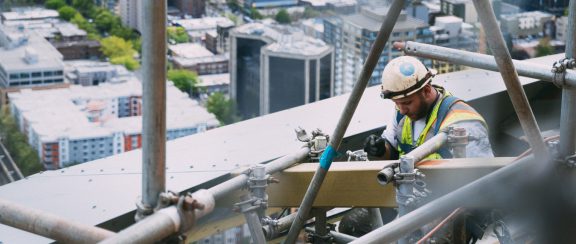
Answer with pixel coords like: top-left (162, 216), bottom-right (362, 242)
top-left (449, 120), bottom-right (494, 158)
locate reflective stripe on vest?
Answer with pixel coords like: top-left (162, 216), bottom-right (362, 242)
top-left (397, 94), bottom-right (486, 160)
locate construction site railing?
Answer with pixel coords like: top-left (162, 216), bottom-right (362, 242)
top-left (99, 147), bottom-right (310, 243)
top-left (284, 0), bottom-right (407, 242)
top-left (0, 199), bottom-right (114, 243)
top-left (559, 0), bottom-right (576, 158)
top-left (395, 41), bottom-right (576, 87)
top-left (350, 155), bottom-right (538, 244)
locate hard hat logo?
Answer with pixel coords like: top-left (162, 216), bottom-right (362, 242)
top-left (380, 56), bottom-right (433, 100)
top-left (399, 63), bottom-right (415, 76)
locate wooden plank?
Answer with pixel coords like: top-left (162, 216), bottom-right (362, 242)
top-left (267, 157), bottom-right (515, 207)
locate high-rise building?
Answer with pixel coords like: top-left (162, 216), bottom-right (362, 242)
top-left (172, 0), bottom-right (206, 18)
top-left (244, 0), bottom-right (297, 9)
top-left (119, 0), bottom-right (142, 32)
top-left (230, 23), bottom-right (333, 119)
top-left (500, 11), bottom-right (553, 38)
top-left (440, 0), bottom-right (478, 24)
top-left (323, 6), bottom-right (432, 95)
top-left (517, 0), bottom-right (569, 16)
top-left (430, 15), bottom-right (479, 73)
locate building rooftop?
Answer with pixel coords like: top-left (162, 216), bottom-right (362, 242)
top-left (233, 22), bottom-right (331, 56)
top-left (1, 9), bottom-right (58, 22)
top-left (8, 78), bottom-right (219, 142)
top-left (198, 73), bottom-right (230, 87)
top-left (0, 27), bottom-right (63, 72)
top-left (343, 6), bottom-right (428, 32)
top-left (169, 43), bottom-right (214, 59)
top-left (299, 0), bottom-right (356, 7)
top-left (171, 17), bottom-right (235, 32)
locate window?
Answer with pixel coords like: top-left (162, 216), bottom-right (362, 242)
top-left (9, 74), bottom-right (18, 79)
top-left (20, 73), bottom-right (29, 78)
top-left (43, 71), bottom-right (53, 76)
top-left (55, 70), bottom-right (63, 76)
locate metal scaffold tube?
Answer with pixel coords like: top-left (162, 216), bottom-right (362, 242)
top-left (559, 0), bottom-right (576, 158)
top-left (284, 1), bottom-right (406, 242)
top-left (100, 148), bottom-right (310, 243)
top-left (0, 199), bottom-right (114, 243)
top-left (141, 0), bottom-right (167, 211)
top-left (394, 41), bottom-right (576, 87)
top-left (473, 0), bottom-right (548, 160)
top-left (350, 155), bottom-right (538, 244)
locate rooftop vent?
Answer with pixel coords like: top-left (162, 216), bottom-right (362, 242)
top-left (23, 47), bottom-right (38, 64)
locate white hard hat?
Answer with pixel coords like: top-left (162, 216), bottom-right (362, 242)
top-left (380, 56), bottom-right (436, 100)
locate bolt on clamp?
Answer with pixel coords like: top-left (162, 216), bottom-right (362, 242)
top-left (551, 58), bottom-right (576, 87)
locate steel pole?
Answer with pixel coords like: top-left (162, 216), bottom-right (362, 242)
top-left (350, 155), bottom-right (538, 244)
top-left (284, 1), bottom-right (406, 242)
top-left (559, 0), bottom-right (576, 158)
top-left (473, 0), bottom-right (548, 160)
top-left (209, 147), bottom-right (310, 200)
top-left (305, 227), bottom-right (358, 243)
top-left (141, 0), bottom-right (167, 212)
top-left (0, 199), bottom-right (114, 243)
top-left (395, 41), bottom-right (576, 87)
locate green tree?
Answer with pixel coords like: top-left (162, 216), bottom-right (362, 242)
top-left (303, 7), bottom-right (320, 18)
top-left (72, 0), bottom-right (95, 16)
top-left (45, 0), bottom-right (66, 10)
top-left (71, 12), bottom-right (97, 34)
top-left (0, 108), bottom-right (42, 176)
top-left (100, 36), bottom-right (136, 58)
top-left (131, 37), bottom-right (142, 54)
top-left (250, 7), bottom-right (263, 19)
top-left (167, 69), bottom-right (199, 95)
top-left (206, 92), bottom-right (238, 125)
top-left (536, 37), bottom-right (554, 57)
top-left (167, 26), bottom-right (190, 44)
top-left (94, 11), bottom-right (116, 33)
top-left (58, 6), bottom-right (77, 21)
top-left (110, 56), bottom-right (140, 70)
top-left (275, 9), bottom-right (291, 24)
top-left (111, 25), bottom-right (137, 40)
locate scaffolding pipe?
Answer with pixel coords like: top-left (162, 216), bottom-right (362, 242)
top-left (350, 155), bottom-right (537, 244)
top-left (141, 0), bottom-right (167, 211)
top-left (101, 148), bottom-right (309, 243)
top-left (100, 190), bottom-right (215, 244)
top-left (0, 199), bottom-right (114, 243)
top-left (473, 0), bottom-right (548, 160)
top-left (395, 41), bottom-right (576, 87)
top-left (559, 0), bottom-right (576, 158)
top-left (284, 1), bottom-right (406, 242)
top-left (305, 227), bottom-right (358, 243)
top-left (209, 147), bottom-right (310, 200)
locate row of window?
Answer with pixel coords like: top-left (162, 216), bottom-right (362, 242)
top-left (9, 79), bottom-right (64, 86)
top-left (8, 70), bottom-right (63, 80)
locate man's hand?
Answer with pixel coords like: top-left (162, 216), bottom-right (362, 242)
top-left (363, 134), bottom-right (386, 157)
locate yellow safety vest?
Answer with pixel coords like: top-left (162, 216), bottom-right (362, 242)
top-left (397, 88), bottom-right (486, 160)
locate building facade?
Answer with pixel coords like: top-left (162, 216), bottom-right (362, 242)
top-left (119, 0), bottom-right (142, 32)
top-left (323, 6), bottom-right (432, 95)
top-left (169, 43), bottom-right (229, 75)
top-left (230, 23), bottom-right (333, 119)
top-left (430, 15), bottom-right (479, 73)
top-left (9, 79), bottom-right (219, 169)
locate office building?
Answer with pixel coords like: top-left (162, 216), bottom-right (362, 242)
top-left (172, 17), bottom-right (235, 43)
top-left (230, 23), bottom-right (333, 118)
top-left (501, 11), bottom-right (553, 38)
top-left (440, 0), bottom-right (478, 24)
top-left (0, 24), bottom-right (66, 105)
top-left (169, 43), bottom-right (229, 75)
top-left (430, 15), bottom-right (479, 73)
top-left (119, 0), bottom-right (143, 32)
top-left (323, 6), bottom-right (431, 95)
top-left (8, 78), bottom-right (219, 169)
top-left (172, 0), bottom-right (206, 18)
top-left (64, 60), bottom-right (131, 86)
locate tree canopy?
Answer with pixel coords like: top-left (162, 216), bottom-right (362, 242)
top-left (58, 6), bottom-right (77, 21)
top-left (206, 92), bottom-right (239, 125)
top-left (536, 37), bottom-right (554, 57)
top-left (45, 0), bottom-right (66, 10)
top-left (275, 9), bottom-right (291, 24)
top-left (167, 26), bottom-right (190, 44)
top-left (0, 108), bottom-right (42, 176)
top-left (110, 56), bottom-right (140, 70)
top-left (100, 36), bottom-right (136, 58)
top-left (167, 69), bottom-right (199, 95)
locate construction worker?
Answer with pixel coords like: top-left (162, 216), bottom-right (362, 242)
top-left (364, 56), bottom-right (494, 160)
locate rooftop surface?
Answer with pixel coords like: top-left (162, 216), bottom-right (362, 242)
top-left (8, 78), bottom-right (219, 142)
top-left (0, 27), bottom-right (63, 71)
top-left (0, 53), bottom-right (564, 243)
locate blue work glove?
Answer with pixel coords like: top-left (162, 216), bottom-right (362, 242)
top-left (363, 134), bottom-right (386, 157)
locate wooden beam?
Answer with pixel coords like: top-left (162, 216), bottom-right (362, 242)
top-left (267, 157), bottom-right (515, 207)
